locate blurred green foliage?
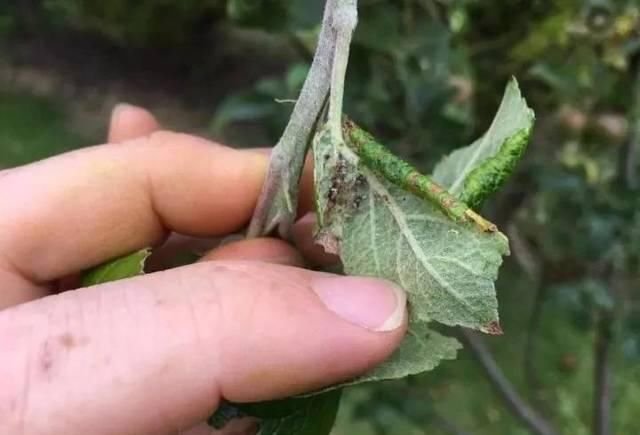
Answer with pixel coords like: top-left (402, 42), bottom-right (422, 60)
top-left (41, 0), bottom-right (223, 45)
top-left (0, 92), bottom-right (86, 168)
top-left (2, 0), bottom-right (640, 434)
top-left (10, 0), bottom-right (318, 45)
top-left (0, 4), bottom-right (16, 36)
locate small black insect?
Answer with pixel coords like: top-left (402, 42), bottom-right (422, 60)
top-left (327, 187), bottom-right (339, 202)
top-left (335, 160), bottom-right (348, 177)
top-left (353, 195), bottom-right (363, 209)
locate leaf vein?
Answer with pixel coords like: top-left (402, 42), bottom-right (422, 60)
top-left (365, 172), bottom-right (478, 316)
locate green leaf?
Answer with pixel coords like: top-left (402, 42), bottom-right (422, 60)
top-left (240, 397), bottom-right (312, 420)
top-left (258, 390), bottom-right (342, 435)
top-left (311, 119), bottom-right (506, 388)
top-left (313, 126), bottom-right (509, 332)
top-left (208, 392), bottom-right (341, 434)
top-left (346, 321), bottom-right (460, 386)
top-left (432, 78), bottom-right (535, 208)
top-left (341, 176), bottom-right (508, 331)
top-left (82, 249), bottom-right (151, 286)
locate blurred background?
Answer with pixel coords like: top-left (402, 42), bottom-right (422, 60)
top-left (1, 0), bottom-right (639, 434)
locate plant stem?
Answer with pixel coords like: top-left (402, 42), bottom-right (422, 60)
top-left (343, 119), bottom-right (498, 233)
top-left (247, 0), bottom-right (340, 239)
top-left (506, 223), bottom-right (551, 411)
top-left (459, 330), bottom-right (559, 435)
top-left (593, 309), bottom-right (613, 435)
top-left (623, 61), bottom-right (640, 188)
top-left (327, 0), bottom-right (358, 139)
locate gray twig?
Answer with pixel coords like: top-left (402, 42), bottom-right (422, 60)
top-left (327, 0), bottom-right (358, 138)
top-left (624, 62), bottom-right (640, 188)
top-left (593, 310), bottom-right (614, 435)
top-left (522, 283), bottom-right (548, 398)
top-left (247, 0), bottom-right (360, 240)
top-left (459, 330), bottom-right (558, 435)
top-left (591, 264), bottom-right (621, 435)
top-left (247, 0), bottom-right (340, 239)
top-left (506, 223), bottom-right (548, 406)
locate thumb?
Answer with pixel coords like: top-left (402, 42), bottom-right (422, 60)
top-left (1, 261), bottom-right (406, 435)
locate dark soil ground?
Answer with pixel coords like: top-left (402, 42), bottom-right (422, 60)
top-left (0, 26), bottom-right (295, 142)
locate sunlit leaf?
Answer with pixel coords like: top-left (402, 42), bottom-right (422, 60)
top-left (82, 249), bottom-right (151, 286)
top-left (433, 78), bottom-right (535, 208)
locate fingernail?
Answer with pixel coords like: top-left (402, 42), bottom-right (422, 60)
top-left (111, 103), bottom-right (134, 125)
top-left (297, 212), bottom-right (316, 227)
top-left (218, 234), bottom-right (245, 247)
top-left (312, 276), bottom-right (406, 332)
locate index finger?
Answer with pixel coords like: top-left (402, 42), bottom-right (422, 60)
top-left (0, 132), bottom-right (297, 284)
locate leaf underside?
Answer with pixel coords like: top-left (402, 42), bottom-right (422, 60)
top-left (238, 324), bottom-right (459, 432)
top-left (314, 126), bottom-right (509, 332)
top-left (313, 321), bottom-right (461, 393)
top-left (360, 322), bottom-right (461, 384)
top-left (341, 174), bottom-right (509, 330)
top-left (312, 79), bottom-right (535, 387)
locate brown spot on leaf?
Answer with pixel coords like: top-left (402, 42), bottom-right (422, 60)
top-left (316, 230), bottom-right (341, 256)
top-left (482, 321), bottom-right (504, 336)
top-left (406, 173), bottom-right (419, 188)
top-left (428, 182), bottom-right (444, 195)
top-left (342, 118), bottom-right (356, 137)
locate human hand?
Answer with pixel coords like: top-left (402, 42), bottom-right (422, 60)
top-left (0, 105), bottom-right (407, 435)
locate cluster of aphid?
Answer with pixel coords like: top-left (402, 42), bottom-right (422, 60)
top-left (323, 153), bottom-right (341, 204)
top-left (353, 174), bottom-right (367, 210)
top-left (324, 152), bottom-right (368, 214)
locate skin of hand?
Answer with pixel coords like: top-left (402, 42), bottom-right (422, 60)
top-left (0, 104), bottom-right (408, 435)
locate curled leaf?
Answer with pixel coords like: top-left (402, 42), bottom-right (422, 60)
top-left (314, 124), bottom-right (509, 332)
top-left (433, 78), bottom-right (535, 208)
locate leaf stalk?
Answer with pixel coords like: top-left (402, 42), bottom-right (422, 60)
top-left (343, 119), bottom-right (498, 233)
top-left (327, 0), bottom-right (358, 139)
